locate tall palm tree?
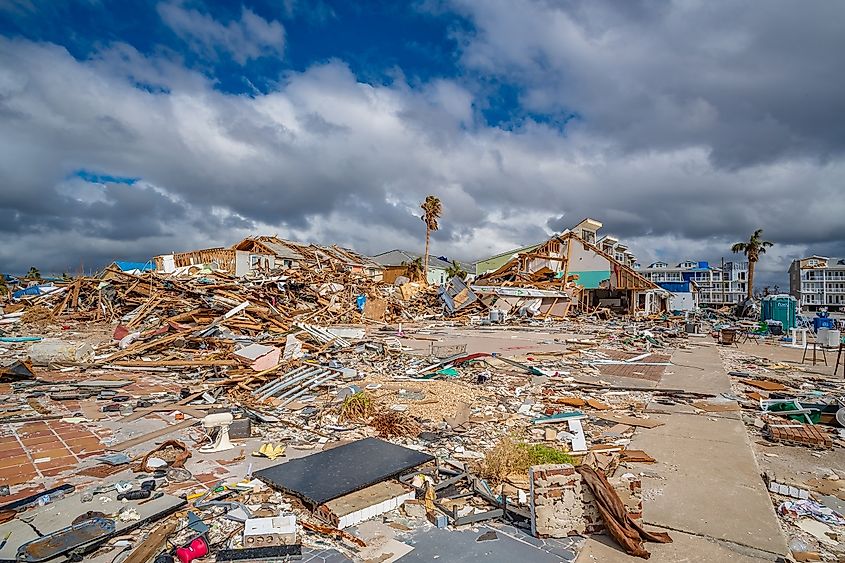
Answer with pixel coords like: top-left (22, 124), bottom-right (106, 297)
top-left (731, 229), bottom-right (773, 300)
top-left (420, 195), bottom-right (442, 282)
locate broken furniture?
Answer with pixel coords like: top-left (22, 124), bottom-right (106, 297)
top-left (787, 327), bottom-right (809, 349)
top-left (761, 399), bottom-right (820, 425)
top-left (835, 342), bottom-right (845, 378)
top-left (398, 460), bottom-right (531, 527)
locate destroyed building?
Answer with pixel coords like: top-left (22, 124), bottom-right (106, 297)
top-left (445, 219), bottom-right (670, 318)
top-left (152, 237), bottom-right (385, 279)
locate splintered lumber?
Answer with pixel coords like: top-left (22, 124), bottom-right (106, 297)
top-left (112, 359), bottom-right (238, 367)
top-left (123, 518), bottom-right (179, 563)
top-left (12, 250), bottom-right (444, 337)
top-left (118, 390), bottom-right (208, 423)
top-left (99, 332), bottom-right (184, 364)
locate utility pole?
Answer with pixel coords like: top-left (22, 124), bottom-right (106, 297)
top-left (721, 256), bottom-right (725, 305)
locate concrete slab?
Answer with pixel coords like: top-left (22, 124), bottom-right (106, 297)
top-left (582, 344), bottom-right (788, 559)
top-left (577, 530), bottom-right (776, 562)
top-left (396, 523), bottom-right (580, 562)
top-left (631, 413), bottom-right (785, 554)
top-left (658, 344), bottom-right (732, 395)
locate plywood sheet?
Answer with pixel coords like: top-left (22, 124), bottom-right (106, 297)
top-left (740, 379), bottom-right (788, 391)
top-left (595, 412), bottom-right (664, 428)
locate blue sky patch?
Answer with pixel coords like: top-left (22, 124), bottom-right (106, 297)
top-left (73, 169), bottom-right (138, 185)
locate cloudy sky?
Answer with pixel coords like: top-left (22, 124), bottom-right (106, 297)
top-left (1, 0), bottom-right (843, 287)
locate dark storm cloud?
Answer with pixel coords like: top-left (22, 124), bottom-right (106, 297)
top-left (0, 0), bottom-right (843, 287)
top-left (450, 0), bottom-right (845, 168)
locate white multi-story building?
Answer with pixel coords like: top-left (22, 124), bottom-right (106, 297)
top-left (722, 261), bottom-right (749, 303)
top-left (597, 235), bottom-right (638, 269)
top-left (638, 260), bottom-right (748, 307)
top-left (789, 255), bottom-right (845, 311)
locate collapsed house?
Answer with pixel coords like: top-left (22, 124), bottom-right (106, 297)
top-left (443, 219), bottom-right (670, 318)
top-left (152, 236), bottom-right (385, 279)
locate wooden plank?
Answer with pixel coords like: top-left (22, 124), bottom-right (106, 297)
top-left (107, 418), bottom-right (199, 451)
top-left (740, 379), bottom-right (788, 391)
top-left (71, 279), bottom-right (81, 309)
top-left (118, 390), bottom-right (208, 423)
top-left (112, 359), bottom-right (238, 367)
top-left (123, 518), bottom-right (179, 563)
top-left (99, 332), bottom-right (184, 363)
top-left (51, 287), bottom-right (72, 318)
top-left (594, 412), bottom-right (664, 428)
top-left (118, 405), bottom-right (210, 423)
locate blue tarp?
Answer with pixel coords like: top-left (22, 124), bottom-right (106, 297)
top-left (12, 285), bottom-right (44, 299)
top-left (657, 281), bottom-right (691, 293)
top-left (113, 261), bottom-right (155, 272)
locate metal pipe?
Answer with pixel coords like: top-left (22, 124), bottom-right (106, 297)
top-left (279, 371), bottom-right (339, 406)
top-left (257, 366), bottom-right (324, 401)
top-left (272, 369), bottom-right (330, 403)
top-left (252, 364), bottom-right (311, 396)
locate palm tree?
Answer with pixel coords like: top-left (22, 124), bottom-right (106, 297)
top-left (731, 229), bottom-right (773, 300)
top-left (25, 266), bottom-right (41, 281)
top-left (445, 260), bottom-right (467, 280)
top-left (420, 195), bottom-right (442, 282)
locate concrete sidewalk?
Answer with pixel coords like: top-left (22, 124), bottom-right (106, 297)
top-left (577, 344), bottom-right (788, 562)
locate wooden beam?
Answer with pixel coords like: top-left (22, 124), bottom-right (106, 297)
top-left (123, 518), bottom-right (179, 563)
top-left (107, 418), bottom-right (199, 452)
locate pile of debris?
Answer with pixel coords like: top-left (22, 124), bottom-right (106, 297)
top-left (719, 346), bottom-right (845, 560)
top-left (0, 265), bottom-right (442, 332)
top-left (0, 296), bottom-right (701, 562)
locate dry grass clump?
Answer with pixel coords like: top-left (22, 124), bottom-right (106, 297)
top-left (371, 410), bottom-right (420, 438)
top-left (477, 435), bottom-right (574, 484)
top-left (338, 391), bottom-right (375, 421)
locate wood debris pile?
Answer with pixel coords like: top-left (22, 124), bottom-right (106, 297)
top-left (4, 265), bottom-right (443, 333)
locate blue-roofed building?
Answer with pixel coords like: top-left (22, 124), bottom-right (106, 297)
top-left (105, 260), bottom-right (156, 275)
top-left (639, 260), bottom-right (748, 307)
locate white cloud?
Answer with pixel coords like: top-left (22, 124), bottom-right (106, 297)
top-left (157, 1), bottom-right (284, 64)
top-left (0, 34), bottom-right (843, 287)
top-left (447, 0), bottom-right (845, 168)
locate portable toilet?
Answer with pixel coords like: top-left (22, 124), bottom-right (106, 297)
top-left (761, 294), bottom-right (797, 330)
